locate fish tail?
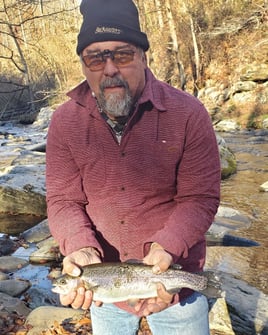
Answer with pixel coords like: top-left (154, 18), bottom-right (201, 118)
top-left (199, 271), bottom-right (222, 298)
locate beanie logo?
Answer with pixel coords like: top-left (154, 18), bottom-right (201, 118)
top-left (95, 26), bottom-right (121, 35)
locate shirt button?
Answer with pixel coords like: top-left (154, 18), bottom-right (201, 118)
top-left (121, 186), bottom-right (125, 191)
top-left (120, 220), bottom-right (125, 225)
top-left (124, 252), bottom-right (128, 257)
top-left (121, 152), bottom-right (126, 157)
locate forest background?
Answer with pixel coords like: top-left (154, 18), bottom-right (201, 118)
top-left (0, 0), bottom-right (267, 126)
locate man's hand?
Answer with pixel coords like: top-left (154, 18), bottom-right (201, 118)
top-left (134, 283), bottom-right (174, 316)
top-left (135, 242), bottom-right (174, 316)
top-left (60, 247), bottom-right (102, 310)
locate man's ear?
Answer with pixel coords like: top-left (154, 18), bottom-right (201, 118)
top-left (142, 51), bottom-right (147, 66)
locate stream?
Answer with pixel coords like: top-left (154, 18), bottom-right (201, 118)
top-left (218, 129), bottom-right (268, 295)
top-left (1, 123), bottom-right (268, 333)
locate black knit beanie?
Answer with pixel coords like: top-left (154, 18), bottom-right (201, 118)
top-left (76, 0), bottom-right (149, 55)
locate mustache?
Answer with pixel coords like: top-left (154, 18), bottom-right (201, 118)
top-left (100, 77), bottom-right (129, 90)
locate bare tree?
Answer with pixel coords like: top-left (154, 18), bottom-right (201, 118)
top-left (0, 0), bottom-right (79, 122)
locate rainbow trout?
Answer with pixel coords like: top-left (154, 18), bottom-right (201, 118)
top-left (52, 263), bottom-right (221, 303)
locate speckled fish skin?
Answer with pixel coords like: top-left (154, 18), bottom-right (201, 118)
top-left (52, 262), bottom-right (221, 303)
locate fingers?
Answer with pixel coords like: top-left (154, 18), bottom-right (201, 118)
top-left (134, 299), bottom-right (145, 313)
top-left (152, 256), bottom-right (170, 274)
top-left (133, 284), bottom-right (174, 317)
top-left (134, 297), bottom-right (170, 317)
top-left (143, 300), bottom-right (168, 316)
top-left (62, 247), bottom-right (101, 276)
top-left (143, 246), bottom-right (173, 274)
top-left (60, 287), bottom-right (94, 310)
top-left (94, 300), bottom-right (103, 307)
top-left (156, 283), bottom-right (173, 304)
top-left (62, 258), bottom-right (81, 276)
top-left (60, 290), bottom-right (77, 306)
top-left (57, 248), bottom-right (103, 310)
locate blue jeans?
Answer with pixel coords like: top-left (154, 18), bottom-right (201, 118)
top-left (90, 292), bottom-right (210, 335)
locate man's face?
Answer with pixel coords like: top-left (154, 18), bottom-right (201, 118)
top-left (81, 41), bottom-right (147, 118)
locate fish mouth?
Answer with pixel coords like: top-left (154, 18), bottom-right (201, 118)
top-left (51, 285), bottom-right (60, 294)
top-left (51, 285), bottom-right (70, 295)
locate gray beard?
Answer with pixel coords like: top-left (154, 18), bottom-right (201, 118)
top-left (98, 78), bottom-right (133, 117)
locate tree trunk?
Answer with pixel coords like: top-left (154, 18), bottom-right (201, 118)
top-left (189, 14), bottom-right (200, 95)
top-left (166, 0), bottom-right (186, 89)
top-left (154, 0), bottom-right (164, 29)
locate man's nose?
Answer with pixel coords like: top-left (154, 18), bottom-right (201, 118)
top-left (103, 58), bottom-right (120, 76)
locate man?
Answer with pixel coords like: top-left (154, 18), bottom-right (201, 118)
top-left (46, 0), bottom-right (221, 334)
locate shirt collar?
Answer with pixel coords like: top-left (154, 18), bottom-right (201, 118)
top-left (138, 68), bottom-right (166, 112)
top-left (67, 80), bottom-right (93, 108)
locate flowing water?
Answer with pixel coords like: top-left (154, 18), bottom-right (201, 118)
top-left (219, 129), bottom-right (268, 294)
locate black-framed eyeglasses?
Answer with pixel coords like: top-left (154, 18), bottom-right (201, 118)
top-left (82, 48), bottom-right (136, 71)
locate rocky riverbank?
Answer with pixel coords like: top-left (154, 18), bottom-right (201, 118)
top-left (0, 208), bottom-right (266, 335)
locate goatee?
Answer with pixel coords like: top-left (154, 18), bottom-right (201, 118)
top-left (98, 77), bottom-right (133, 118)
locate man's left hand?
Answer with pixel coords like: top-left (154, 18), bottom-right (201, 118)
top-left (134, 242), bottom-right (174, 316)
top-left (134, 282), bottom-right (174, 316)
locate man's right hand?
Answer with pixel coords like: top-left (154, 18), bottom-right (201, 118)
top-left (59, 247), bottom-right (102, 310)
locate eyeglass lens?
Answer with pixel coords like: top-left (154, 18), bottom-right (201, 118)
top-left (82, 48), bottom-right (135, 71)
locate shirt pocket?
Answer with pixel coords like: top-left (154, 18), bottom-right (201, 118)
top-left (134, 140), bottom-right (183, 191)
top-left (75, 141), bottom-right (107, 193)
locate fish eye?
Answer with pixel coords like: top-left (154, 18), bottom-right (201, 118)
top-left (59, 278), bottom-right (67, 285)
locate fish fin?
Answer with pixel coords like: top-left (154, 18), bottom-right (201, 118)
top-left (170, 263), bottom-right (183, 270)
top-left (127, 299), bottom-right (140, 307)
top-left (167, 288), bottom-right (181, 295)
top-left (124, 259), bottom-right (143, 264)
top-left (84, 283), bottom-right (99, 291)
top-left (154, 281), bottom-right (180, 295)
top-left (199, 271), bottom-right (222, 298)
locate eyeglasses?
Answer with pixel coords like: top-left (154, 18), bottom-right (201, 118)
top-left (82, 48), bottom-right (136, 71)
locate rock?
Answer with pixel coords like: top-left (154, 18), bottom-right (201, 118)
top-left (213, 206), bottom-right (251, 233)
top-left (0, 292), bottom-right (31, 316)
top-left (31, 106), bottom-right (54, 131)
top-left (209, 297), bottom-right (235, 335)
top-left (21, 219), bottom-right (51, 243)
top-left (25, 286), bottom-right (58, 309)
top-left (28, 141), bottom-right (47, 152)
top-left (260, 181), bottom-right (268, 192)
top-left (263, 118), bottom-right (268, 129)
top-left (0, 121), bottom-right (47, 235)
top-left (257, 83), bottom-right (268, 104)
top-left (232, 90), bottom-right (259, 103)
top-left (207, 206), bottom-right (259, 246)
top-left (231, 81), bottom-right (257, 94)
top-left (30, 237), bottom-right (61, 264)
top-left (240, 63), bottom-right (268, 82)
top-left (0, 164), bottom-right (47, 234)
top-left (214, 119), bottom-right (241, 132)
top-left (12, 150), bottom-right (46, 166)
top-left (0, 271), bottom-right (9, 280)
top-left (0, 235), bottom-right (18, 255)
top-left (206, 247), bottom-right (268, 334)
top-left (221, 273), bottom-right (268, 335)
top-left (25, 306), bottom-right (85, 335)
top-left (216, 134), bottom-right (237, 178)
top-left (0, 256), bottom-right (28, 272)
top-left (0, 279), bottom-right (31, 297)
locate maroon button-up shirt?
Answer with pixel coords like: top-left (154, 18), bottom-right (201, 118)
top-left (46, 68), bottom-right (221, 309)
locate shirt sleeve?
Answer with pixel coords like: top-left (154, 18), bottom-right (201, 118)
top-left (46, 108), bottom-right (103, 256)
top-left (147, 102), bottom-right (221, 262)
